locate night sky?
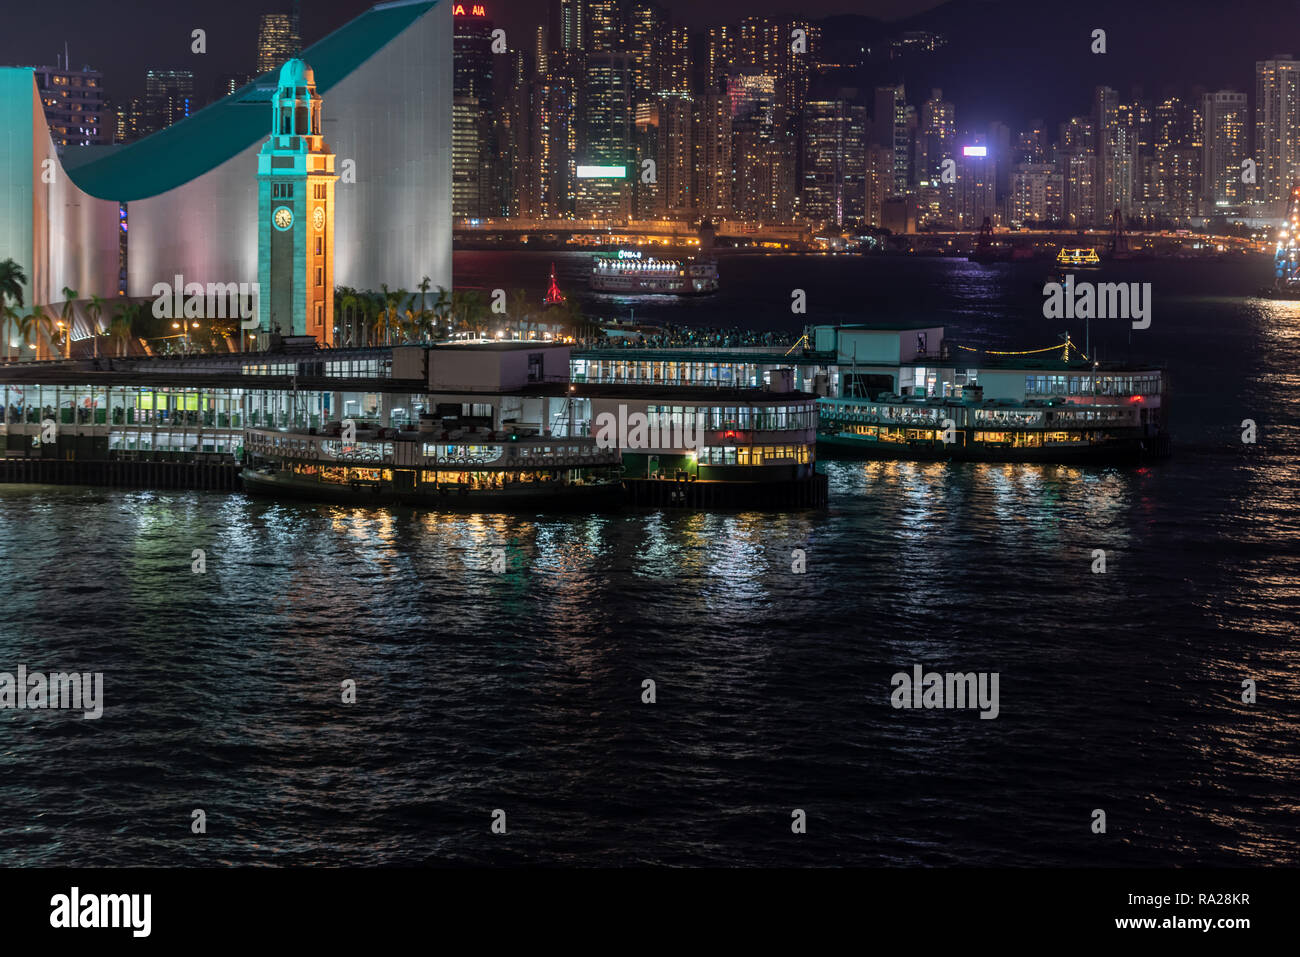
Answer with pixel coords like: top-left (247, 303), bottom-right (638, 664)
top-left (0, 0), bottom-right (941, 102)
top-left (0, 0), bottom-right (1292, 128)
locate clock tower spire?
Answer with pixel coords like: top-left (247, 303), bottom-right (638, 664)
top-left (257, 58), bottom-right (337, 346)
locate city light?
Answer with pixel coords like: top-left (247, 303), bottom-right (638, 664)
top-left (962, 145), bottom-right (987, 156)
top-left (575, 165), bottom-right (626, 178)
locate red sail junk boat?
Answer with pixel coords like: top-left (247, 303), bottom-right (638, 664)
top-left (544, 263), bottom-right (565, 307)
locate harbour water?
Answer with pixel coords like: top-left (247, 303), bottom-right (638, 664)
top-left (1, 254), bottom-right (1297, 866)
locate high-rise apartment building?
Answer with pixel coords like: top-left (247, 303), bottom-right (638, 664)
top-left (1201, 90), bottom-right (1247, 210)
top-left (694, 92), bottom-right (732, 217)
top-left (1255, 55), bottom-right (1300, 210)
top-left (30, 61), bottom-right (109, 146)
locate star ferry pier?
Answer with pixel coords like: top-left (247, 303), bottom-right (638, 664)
top-left (0, 337), bottom-right (828, 510)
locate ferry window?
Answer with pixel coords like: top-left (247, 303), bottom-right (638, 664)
top-left (1036, 376), bottom-right (1048, 394)
top-left (1025, 376), bottom-right (1035, 394)
top-left (528, 353), bottom-right (543, 382)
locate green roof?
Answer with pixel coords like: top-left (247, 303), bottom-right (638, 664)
top-left (63, 0), bottom-right (437, 202)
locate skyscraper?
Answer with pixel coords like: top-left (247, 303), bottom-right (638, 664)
top-left (142, 70), bottom-right (194, 137)
top-left (655, 96), bottom-right (693, 216)
top-left (530, 51), bottom-right (583, 218)
top-left (662, 27), bottom-right (692, 98)
top-left (553, 0), bottom-right (585, 53)
top-left (577, 51), bottom-right (634, 218)
top-left (453, 5), bottom-right (498, 219)
top-left (626, 1), bottom-right (666, 95)
top-left (955, 143), bottom-right (996, 228)
top-left (694, 91), bottom-right (732, 218)
top-left (873, 85), bottom-right (910, 196)
top-left (1255, 55), bottom-right (1300, 210)
top-left (916, 89), bottom-right (955, 186)
top-left (1094, 86), bottom-right (1134, 224)
top-left (803, 98), bottom-right (867, 226)
top-left (256, 12), bottom-right (302, 75)
top-left (705, 26), bottom-right (737, 94)
top-left (585, 0), bottom-right (622, 53)
top-left (1201, 91), bottom-right (1247, 209)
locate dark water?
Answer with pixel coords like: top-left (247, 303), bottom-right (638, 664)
top-left (2, 255), bottom-right (1297, 866)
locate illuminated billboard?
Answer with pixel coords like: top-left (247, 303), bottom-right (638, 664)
top-left (576, 165), bottom-right (627, 178)
top-left (962, 146), bottom-right (988, 157)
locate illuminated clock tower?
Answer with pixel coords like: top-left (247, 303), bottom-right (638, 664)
top-left (257, 58), bottom-right (336, 345)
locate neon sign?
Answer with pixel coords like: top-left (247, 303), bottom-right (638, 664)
top-left (962, 145), bottom-right (987, 157)
top-left (452, 4), bottom-right (487, 16)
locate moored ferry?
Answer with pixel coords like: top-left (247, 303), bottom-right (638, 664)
top-left (590, 249), bottom-right (719, 295)
top-left (241, 420), bottom-right (624, 509)
top-left (817, 389), bottom-right (1167, 463)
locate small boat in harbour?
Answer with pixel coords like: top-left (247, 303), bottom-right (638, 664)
top-left (590, 249), bottom-right (719, 295)
top-left (1055, 247), bottom-right (1102, 269)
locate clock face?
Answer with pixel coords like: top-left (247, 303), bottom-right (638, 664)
top-left (273, 206), bottom-right (293, 230)
top-left (313, 206), bottom-right (324, 231)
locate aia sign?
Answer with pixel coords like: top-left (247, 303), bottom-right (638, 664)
top-left (452, 3), bottom-right (487, 15)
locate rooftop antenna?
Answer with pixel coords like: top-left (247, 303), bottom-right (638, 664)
top-left (64, 41), bottom-right (69, 71)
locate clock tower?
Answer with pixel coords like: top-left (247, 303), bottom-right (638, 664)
top-left (257, 59), bottom-right (337, 345)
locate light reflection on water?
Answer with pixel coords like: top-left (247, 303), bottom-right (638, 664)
top-left (1, 258), bottom-right (1298, 865)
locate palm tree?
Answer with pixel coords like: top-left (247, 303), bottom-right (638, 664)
top-left (82, 294), bottom-right (107, 360)
top-left (0, 259), bottom-right (24, 306)
top-left (0, 259), bottom-right (27, 361)
top-left (58, 286), bottom-right (79, 355)
top-left (375, 284), bottom-right (406, 346)
top-left (508, 288), bottom-right (534, 338)
top-left (16, 311), bottom-right (38, 359)
top-left (464, 290), bottom-right (490, 337)
top-left (109, 302), bottom-right (139, 357)
top-left (0, 302), bottom-right (17, 362)
top-left (25, 308), bottom-right (61, 359)
top-left (431, 286), bottom-right (451, 339)
top-left (416, 275), bottom-right (432, 336)
top-left (402, 305), bottom-right (420, 343)
top-left (551, 295), bottom-right (588, 341)
top-left (337, 287), bottom-right (359, 346)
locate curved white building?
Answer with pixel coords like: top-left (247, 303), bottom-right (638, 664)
top-left (0, 0), bottom-right (450, 329)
